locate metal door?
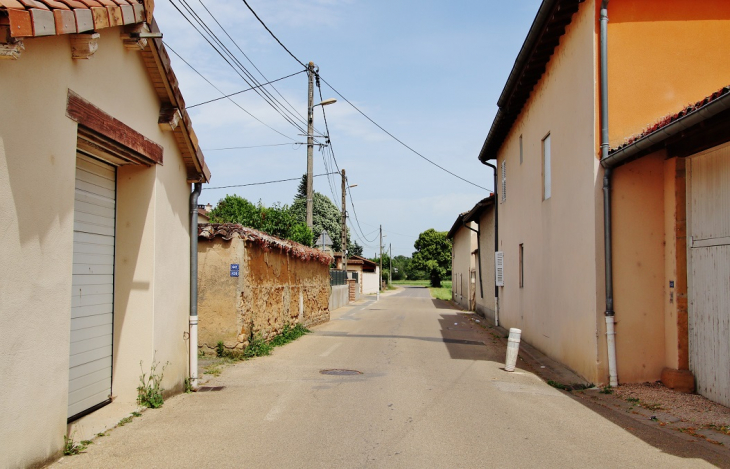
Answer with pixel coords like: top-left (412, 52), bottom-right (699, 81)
top-left (68, 153), bottom-right (116, 420)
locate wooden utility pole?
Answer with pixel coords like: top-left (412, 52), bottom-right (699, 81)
top-left (306, 61), bottom-right (315, 229)
top-left (341, 169), bottom-right (347, 273)
top-left (379, 225), bottom-right (383, 292)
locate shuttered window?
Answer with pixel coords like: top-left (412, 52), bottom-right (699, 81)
top-left (501, 161), bottom-right (507, 203)
top-left (495, 251), bottom-right (504, 287)
top-left (68, 153), bottom-right (116, 421)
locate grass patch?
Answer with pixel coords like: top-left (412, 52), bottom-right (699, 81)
top-left (428, 286), bottom-right (452, 300)
top-left (392, 280), bottom-right (430, 286)
top-left (599, 385), bottom-right (614, 394)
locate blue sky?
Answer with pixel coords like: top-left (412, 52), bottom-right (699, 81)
top-left (155, 0), bottom-right (541, 257)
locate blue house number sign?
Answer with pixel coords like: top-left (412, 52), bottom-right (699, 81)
top-left (230, 264), bottom-right (240, 277)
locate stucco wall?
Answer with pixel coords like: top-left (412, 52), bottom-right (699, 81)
top-left (475, 208), bottom-right (496, 320)
top-left (451, 223), bottom-right (476, 310)
top-left (606, 0), bottom-right (730, 148)
top-left (362, 269), bottom-right (379, 295)
top-left (495, 1), bottom-right (601, 383)
top-left (0, 29), bottom-right (194, 467)
top-left (612, 153), bottom-right (666, 382)
top-left (198, 236), bottom-right (330, 351)
top-left (330, 285), bottom-right (349, 311)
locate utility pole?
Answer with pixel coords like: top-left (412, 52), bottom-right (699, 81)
top-left (306, 61), bottom-right (315, 230)
top-left (389, 243), bottom-right (392, 285)
top-left (341, 169), bottom-right (348, 274)
top-left (379, 225), bottom-right (383, 292)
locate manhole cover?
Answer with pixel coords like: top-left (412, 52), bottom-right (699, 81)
top-left (320, 369), bottom-right (362, 376)
top-left (197, 386), bottom-right (225, 392)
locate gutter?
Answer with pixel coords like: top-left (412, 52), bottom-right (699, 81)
top-left (601, 90), bottom-right (730, 169)
top-left (600, 0), bottom-right (619, 388)
top-left (189, 182), bottom-right (202, 390)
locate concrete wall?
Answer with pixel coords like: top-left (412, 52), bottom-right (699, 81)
top-left (495, 1), bottom-right (603, 383)
top-left (329, 285), bottom-right (349, 312)
top-left (0, 29), bottom-right (195, 467)
top-left (475, 208), bottom-right (496, 321)
top-left (451, 222), bottom-right (476, 310)
top-left (197, 236), bottom-right (329, 351)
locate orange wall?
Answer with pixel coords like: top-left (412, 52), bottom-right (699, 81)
top-left (606, 0), bottom-right (730, 147)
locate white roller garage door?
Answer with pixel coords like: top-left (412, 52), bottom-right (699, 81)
top-left (68, 153), bottom-right (116, 420)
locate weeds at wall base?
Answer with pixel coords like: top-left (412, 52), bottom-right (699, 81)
top-left (63, 435), bottom-right (91, 456)
top-left (137, 359), bottom-right (169, 409)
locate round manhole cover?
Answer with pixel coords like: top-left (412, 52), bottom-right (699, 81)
top-left (320, 369), bottom-right (362, 376)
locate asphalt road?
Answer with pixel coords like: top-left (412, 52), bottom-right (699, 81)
top-left (54, 287), bottom-right (714, 468)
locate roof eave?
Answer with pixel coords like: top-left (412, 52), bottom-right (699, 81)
top-left (602, 91), bottom-right (730, 168)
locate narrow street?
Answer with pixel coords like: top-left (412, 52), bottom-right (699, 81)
top-left (55, 287), bottom-right (715, 468)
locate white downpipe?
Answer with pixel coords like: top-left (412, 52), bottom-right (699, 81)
top-left (494, 296), bottom-right (499, 327)
top-left (189, 316), bottom-right (199, 389)
top-left (606, 316), bottom-right (618, 387)
top-left (504, 328), bottom-right (521, 372)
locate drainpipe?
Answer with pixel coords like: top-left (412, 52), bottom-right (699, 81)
top-left (481, 161), bottom-right (499, 327)
top-left (600, 0), bottom-right (618, 388)
top-left (189, 182), bottom-right (202, 390)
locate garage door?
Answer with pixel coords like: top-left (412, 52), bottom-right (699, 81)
top-left (688, 143), bottom-right (730, 407)
top-left (68, 153), bottom-right (116, 420)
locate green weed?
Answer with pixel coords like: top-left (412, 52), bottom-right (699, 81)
top-left (63, 435), bottom-right (90, 455)
top-left (137, 359), bottom-right (168, 409)
top-left (626, 397), bottom-right (640, 403)
top-left (216, 341), bottom-right (226, 358)
top-left (117, 415), bottom-right (134, 426)
top-left (600, 385), bottom-right (614, 394)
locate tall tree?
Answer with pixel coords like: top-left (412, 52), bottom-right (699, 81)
top-left (411, 229), bottom-right (452, 287)
top-left (292, 174), bottom-right (361, 256)
top-left (208, 195), bottom-right (313, 246)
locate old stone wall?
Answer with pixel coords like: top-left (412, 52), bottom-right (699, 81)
top-left (198, 234), bottom-right (330, 351)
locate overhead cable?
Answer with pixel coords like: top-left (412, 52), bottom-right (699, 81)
top-left (204, 172), bottom-right (339, 190)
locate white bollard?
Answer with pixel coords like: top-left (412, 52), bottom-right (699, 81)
top-left (504, 328), bottom-right (522, 372)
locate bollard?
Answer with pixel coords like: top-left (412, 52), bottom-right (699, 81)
top-left (504, 328), bottom-right (522, 372)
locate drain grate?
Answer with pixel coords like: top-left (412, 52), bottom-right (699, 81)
top-left (320, 369), bottom-right (362, 376)
top-left (197, 386), bottom-right (225, 392)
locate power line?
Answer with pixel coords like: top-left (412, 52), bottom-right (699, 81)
top-left (202, 143), bottom-right (304, 151)
top-left (163, 41), bottom-right (296, 141)
top-left (186, 70), bottom-right (306, 109)
top-left (235, 0), bottom-right (489, 191)
top-left (204, 172), bottom-right (338, 190)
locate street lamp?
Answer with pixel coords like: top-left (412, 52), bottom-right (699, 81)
top-left (306, 62), bottom-right (337, 230)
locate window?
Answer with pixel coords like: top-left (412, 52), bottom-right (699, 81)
top-left (501, 160), bottom-right (507, 203)
top-left (495, 251), bottom-right (504, 287)
top-left (519, 134), bottom-right (523, 165)
top-left (519, 244), bottom-right (524, 288)
top-left (542, 133), bottom-right (551, 200)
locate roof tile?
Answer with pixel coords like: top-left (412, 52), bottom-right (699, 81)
top-left (55, 0), bottom-right (91, 9)
top-left (0, 0), bottom-right (27, 9)
top-left (38, 0), bottom-right (69, 9)
top-left (73, 8), bottom-right (93, 32)
top-left (17, 0), bottom-right (49, 10)
top-left (53, 8), bottom-right (76, 33)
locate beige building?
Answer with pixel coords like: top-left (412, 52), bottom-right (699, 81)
top-left (447, 213), bottom-right (477, 311)
top-left (447, 196), bottom-right (496, 315)
top-left (0, 2), bottom-right (209, 467)
top-left (477, 0), bottom-right (730, 403)
top-left (197, 224), bottom-right (331, 351)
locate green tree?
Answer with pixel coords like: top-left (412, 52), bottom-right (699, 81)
top-left (411, 229), bottom-right (452, 287)
top-left (209, 195), bottom-right (313, 246)
top-left (292, 174), bottom-right (360, 255)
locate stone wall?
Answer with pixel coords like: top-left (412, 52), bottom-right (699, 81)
top-left (198, 225), bottom-right (331, 351)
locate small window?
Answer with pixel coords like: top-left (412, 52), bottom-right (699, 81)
top-left (519, 135), bottom-right (523, 165)
top-left (519, 244), bottom-right (524, 288)
top-left (495, 251), bottom-right (504, 287)
top-left (542, 134), bottom-right (551, 200)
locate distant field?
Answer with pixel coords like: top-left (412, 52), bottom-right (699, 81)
top-left (392, 280), bottom-right (452, 300)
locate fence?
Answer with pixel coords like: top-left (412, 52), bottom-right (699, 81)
top-left (330, 269), bottom-right (347, 286)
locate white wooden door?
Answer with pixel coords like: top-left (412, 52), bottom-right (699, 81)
top-left (68, 153), bottom-right (116, 420)
top-left (688, 143), bottom-right (730, 407)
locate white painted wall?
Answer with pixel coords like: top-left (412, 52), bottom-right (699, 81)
top-left (0, 29), bottom-right (194, 467)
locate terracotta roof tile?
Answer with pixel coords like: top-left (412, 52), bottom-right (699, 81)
top-left (0, 0), bottom-right (27, 9)
top-left (0, 0), bottom-right (144, 36)
top-left (610, 85), bottom-right (730, 155)
top-left (199, 224), bottom-right (334, 266)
